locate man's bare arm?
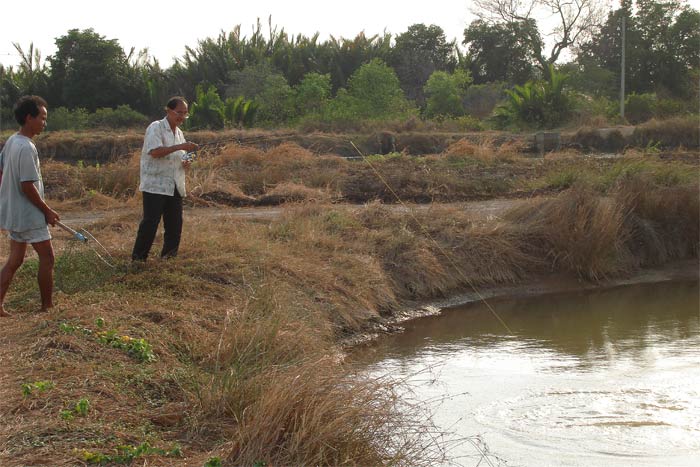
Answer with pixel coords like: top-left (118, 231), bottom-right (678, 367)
top-left (20, 180), bottom-right (59, 225)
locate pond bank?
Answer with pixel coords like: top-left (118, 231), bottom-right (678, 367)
top-left (345, 259), bottom-right (699, 347)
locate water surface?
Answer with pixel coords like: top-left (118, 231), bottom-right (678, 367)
top-left (358, 281), bottom-right (700, 466)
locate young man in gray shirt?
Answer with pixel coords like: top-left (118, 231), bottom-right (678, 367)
top-left (0, 96), bottom-right (60, 316)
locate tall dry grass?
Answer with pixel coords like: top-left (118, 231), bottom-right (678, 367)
top-left (632, 117), bottom-right (700, 149)
top-left (225, 361), bottom-right (446, 466)
top-left (505, 185), bottom-right (634, 280)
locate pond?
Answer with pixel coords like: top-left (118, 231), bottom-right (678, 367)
top-left (356, 280), bottom-right (700, 466)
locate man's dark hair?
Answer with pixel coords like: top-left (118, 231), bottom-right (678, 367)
top-left (166, 96), bottom-right (188, 110)
top-left (14, 95), bottom-right (48, 125)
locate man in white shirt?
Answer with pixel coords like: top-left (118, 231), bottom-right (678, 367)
top-left (0, 96), bottom-right (60, 316)
top-left (131, 97), bottom-right (198, 261)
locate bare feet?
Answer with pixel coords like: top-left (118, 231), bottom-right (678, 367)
top-left (0, 307), bottom-right (11, 318)
top-left (40, 304), bottom-right (54, 313)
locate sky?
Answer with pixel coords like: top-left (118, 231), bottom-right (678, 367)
top-left (1, 0), bottom-right (698, 69)
top-left (0, 0), bottom-right (473, 68)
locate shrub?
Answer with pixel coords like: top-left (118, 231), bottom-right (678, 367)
top-left (91, 105), bottom-right (148, 128)
top-left (624, 93), bottom-right (656, 124)
top-left (47, 107), bottom-right (89, 131)
top-left (188, 84), bottom-right (226, 130)
top-left (424, 69), bottom-right (471, 118)
top-left (224, 96), bottom-right (258, 128)
top-left (463, 82), bottom-right (507, 118)
top-left (493, 66), bottom-right (572, 129)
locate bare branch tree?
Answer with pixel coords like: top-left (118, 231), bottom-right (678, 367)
top-left (471, 0), bottom-right (607, 77)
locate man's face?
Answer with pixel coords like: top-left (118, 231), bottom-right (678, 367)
top-left (167, 101), bottom-right (189, 127)
top-left (26, 106), bottom-right (48, 136)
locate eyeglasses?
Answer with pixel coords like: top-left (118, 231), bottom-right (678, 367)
top-left (168, 109), bottom-right (190, 118)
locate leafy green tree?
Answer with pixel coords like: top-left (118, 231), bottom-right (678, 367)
top-left (294, 72), bottom-right (331, 116)
top-left (226, 63), bottom-right (293, 124)
top-left (424, 69), bottom-right (472, 118)
top-left (187, 84), bottom-right (225, 130)
top-left (47, 29), bottom-right (142, 110)
top-left (256, 74), bottom-right (294, 124)
top-left (462, 20), bottom-right (538, 85)
top-left (169, 19), bottom-right (391, 102)
top-left (0, 66), bottom-right (21, 131)
top-left (319, 32), bottom-right (393, 92)
top-left (577, 0), bottom-right (699, 99)
top-left (226, 62), bottom-right (275, 100)
top-left (320, 59), bottom-right (413, 124)
top-left (389, 24), bottom-right (457, 106)
top-left (342, 58), bottom-right (411, 119)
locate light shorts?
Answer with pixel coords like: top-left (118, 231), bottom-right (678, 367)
top-left (8, 225), bottom-right (52, 243)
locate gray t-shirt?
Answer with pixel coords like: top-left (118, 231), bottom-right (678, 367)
top-left (0, 133), bottom-right (46, 231)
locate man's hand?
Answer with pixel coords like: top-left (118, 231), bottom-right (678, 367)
top-left (44, 208), bottom-right (60, 226)
top-left (182, 160), bottom-right (192, 169)
top-left (180, 142), bottom-right (198, 152)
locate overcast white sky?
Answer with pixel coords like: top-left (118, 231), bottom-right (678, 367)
top-left (1, 0), bottom-right (698, 69)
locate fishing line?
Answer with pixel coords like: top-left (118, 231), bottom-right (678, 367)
top-left (56, 221), bottom-right (117, 269)
top-left (349, 141), bottom-right (514, 335)
top-left (54, 221), bottom-right (123, 294)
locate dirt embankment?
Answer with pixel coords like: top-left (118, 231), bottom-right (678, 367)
top-left (2, 117), bottom-right (696, 164)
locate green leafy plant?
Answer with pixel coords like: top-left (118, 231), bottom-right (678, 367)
top-left (76, 442), bottom-right (182, 465)
top-left (95, 330), bottom-right (156, 363)
top-left (21, 381), bottom-right (55, 397)
top-left (61, 398), bottom-right (89, 420)
top-left (204, 457), bottom-right (222, 467)
top-left (59, 321), bottom-right (155, 362)
top-left (493, 65), bottom-right (571, 128)
top-left (188, 84), bottom-right (226, 130)
top-left (224, 96), bottom-right (258, 128)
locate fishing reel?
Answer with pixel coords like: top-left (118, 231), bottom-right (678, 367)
top-left (181, 151), bottom-right (197, 163)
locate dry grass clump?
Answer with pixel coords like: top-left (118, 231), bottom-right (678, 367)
top-left (225, 360), bottom-right (444, 467)
top-left (35, 131), bottom-right (144, 163)
top-left (186, 164), bottom-right (255, 207)
top-left (257, 182), bottom-right (331, 205)
top-left (41, 160), bottom-right (84, 199)
top-left (504, 173), bottom-right (699, 280)
top-left (209, 142), bottom-right (342, 196)
top-left (442, 137), bottom-right (525, 163)
top-left (354, 203), bottom-right (542, 297)
top-left (614, 176), bottom-right (700, 265)
top-left (632, 116), bottom-right (700, 149)
top-left (571, 127), bottom-right (628, 152)
top-left (80, 151), bottom-right (141, 198)
top-left (505, 185), bottom-right (634, 280)
top-left (443, 137), bottom-right (489, 159)
top-left (264, 141), bottom-right (316, 163)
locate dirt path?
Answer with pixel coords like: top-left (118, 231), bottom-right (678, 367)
top-left (60, 198), bottom-right (534, 228)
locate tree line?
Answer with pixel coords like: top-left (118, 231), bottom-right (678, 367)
top-left (1, 0), bottom-right (697, 130)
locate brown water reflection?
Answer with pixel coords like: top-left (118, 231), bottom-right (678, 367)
top-left (357, 280), bottom-right (700, 467)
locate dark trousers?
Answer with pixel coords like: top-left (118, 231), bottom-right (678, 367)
top-left (131, 190), bottom-right (183, 261)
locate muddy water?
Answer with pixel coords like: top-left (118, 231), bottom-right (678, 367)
top-left (357, 281), bottom-right (700, 466)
